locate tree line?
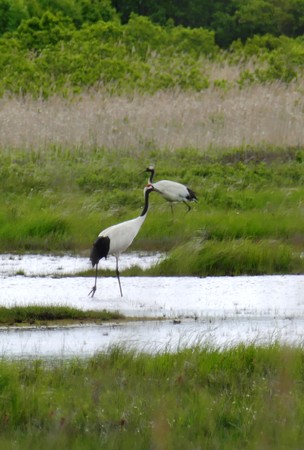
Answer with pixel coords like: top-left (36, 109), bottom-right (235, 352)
top-left (1, 0), bottom-right (304, 48)
top-left (0, 0), bottom-right (303, 97)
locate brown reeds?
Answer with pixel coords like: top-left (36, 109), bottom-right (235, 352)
top-left (0, 80), bottom-right (304, 152)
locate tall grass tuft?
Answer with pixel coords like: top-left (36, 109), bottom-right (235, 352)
top-left (151, 239), bottom-right (302, 276)
top-left (0, 306), bottom-right (123, 325)
top-left (0, 214), bottom-right (70, 251)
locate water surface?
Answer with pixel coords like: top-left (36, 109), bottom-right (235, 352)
top-left (1, 254), bottom-right (304, 357)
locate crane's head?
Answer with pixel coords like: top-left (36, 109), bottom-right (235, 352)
top-left (145, 165), bottom-right (154, 173)
top-left (144, 165), bottom-right (155, 183)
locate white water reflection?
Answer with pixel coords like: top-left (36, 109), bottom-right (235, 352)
top-left (0, 252), bottom-right (163, 276)
top-left (1, 254), bottom-right (304, 357)
top-left (1, 317), bottom-right (304, 359)
top-left (1, 275), bottom-right (303, 319)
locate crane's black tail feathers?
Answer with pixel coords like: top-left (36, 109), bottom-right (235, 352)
top-left (90, 236), bottom-right (110, 267)
top-left (186, 187), bottom-right (198, 202)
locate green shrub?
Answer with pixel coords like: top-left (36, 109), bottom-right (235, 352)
top-left (235, 35), bottom-right (304, 84)
top-left (0, 0), bottom-right (29, 35)
top-left (0, 13), bottom-right (218, 96)
top-left (16, 11), bottom-right (76, 51)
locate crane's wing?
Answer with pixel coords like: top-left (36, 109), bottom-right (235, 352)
top-left (99, 215), bottom-right (146, 256)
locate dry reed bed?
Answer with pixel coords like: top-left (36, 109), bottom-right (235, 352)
top-left (1, 81), bottom-right (304, 152)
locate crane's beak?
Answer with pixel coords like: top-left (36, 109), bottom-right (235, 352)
top-left (137, 169), bottom-right (148, 176)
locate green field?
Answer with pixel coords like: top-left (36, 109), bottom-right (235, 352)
top-left (0, 345), bottom-right (304, 449)
top-left (1, 145), bottom-right (303, 276)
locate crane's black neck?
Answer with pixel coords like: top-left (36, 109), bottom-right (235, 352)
top-left (147, 168), bottom-right (155, 183)
top-left (140, 188), bottom-right (152, 217)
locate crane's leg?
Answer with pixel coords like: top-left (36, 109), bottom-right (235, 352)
top-left (88, 264), bottom-right (98, 297)
top-left (183, 201), bottom-right (191, 213)
top-left (170, 203), bottom-right (174, 217)
top-left (116, 257), bottom-right (123, 297)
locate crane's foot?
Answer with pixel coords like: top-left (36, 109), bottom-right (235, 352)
top-left (88, 285), bottom-right (97, 297)
top-left (184, 202), bottom-right (191, 213)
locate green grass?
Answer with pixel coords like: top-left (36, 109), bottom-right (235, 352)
top-left (0, 306), bottom-right (123, 326)
top-left (0, 345), bottom-right (304, 448)
top-left (0, 145), bottom-right (303, 276)
top-left (150, 238), bottom-right (302, 276)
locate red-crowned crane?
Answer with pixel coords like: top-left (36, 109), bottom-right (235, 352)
top-left (145, 166), bottom-right (197, 214)
top-left (89, 184), bottom-right (155, 298)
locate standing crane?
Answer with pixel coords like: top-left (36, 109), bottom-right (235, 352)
top-left (145, 166), bottom-right (197, 214)
top-left (89, 184), bottom-right (155, 298)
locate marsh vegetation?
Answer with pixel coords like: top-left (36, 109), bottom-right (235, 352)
top-left (0, 144), bottom-right (303, 277)
top-left (0, 346), bottom-right (304, 449)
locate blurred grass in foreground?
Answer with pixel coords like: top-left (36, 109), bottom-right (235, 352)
top-left (0, 345), bottom-right (303, 448)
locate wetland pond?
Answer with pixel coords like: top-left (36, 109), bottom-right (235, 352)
top-left (1, 253), bottom-right (304, 358)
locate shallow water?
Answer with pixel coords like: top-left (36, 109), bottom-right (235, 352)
top-left (0, 252), bottom-right (163, 276)
top-left (1, 254), bottom-right (304, 358)
top-left (2, 316), bottom-right (304, 359)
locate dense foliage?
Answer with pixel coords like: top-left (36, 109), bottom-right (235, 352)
top-left (0, 1), bottom-right (303, 97)
top-left (0, 12), bottom-right (217, 97)
top-left (113, 0), bottom-right (304, 46)
top-left (0, 0), bottom-right (118, 34)
top-left (1, 0), bottom-right (304, 47)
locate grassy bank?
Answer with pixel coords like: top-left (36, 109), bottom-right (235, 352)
top-left (0, 345), bottom-right (303, 449)
top-left (0, 145), bottom-right (303, 276)
top-left (0, 306), bottom-right (123, 327)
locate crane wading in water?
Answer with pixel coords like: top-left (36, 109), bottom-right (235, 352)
top-left (89, 184), bottom-right (155, 298)
top-left (145, 166), bottom-right (197, 214)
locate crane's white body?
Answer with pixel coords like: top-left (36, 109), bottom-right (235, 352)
top-left (144, 166), bottom-right (197, 213)
top-left (98, 215), bottom-right (146, 256)
top-left (152, 180), bottom-right (193, 203)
